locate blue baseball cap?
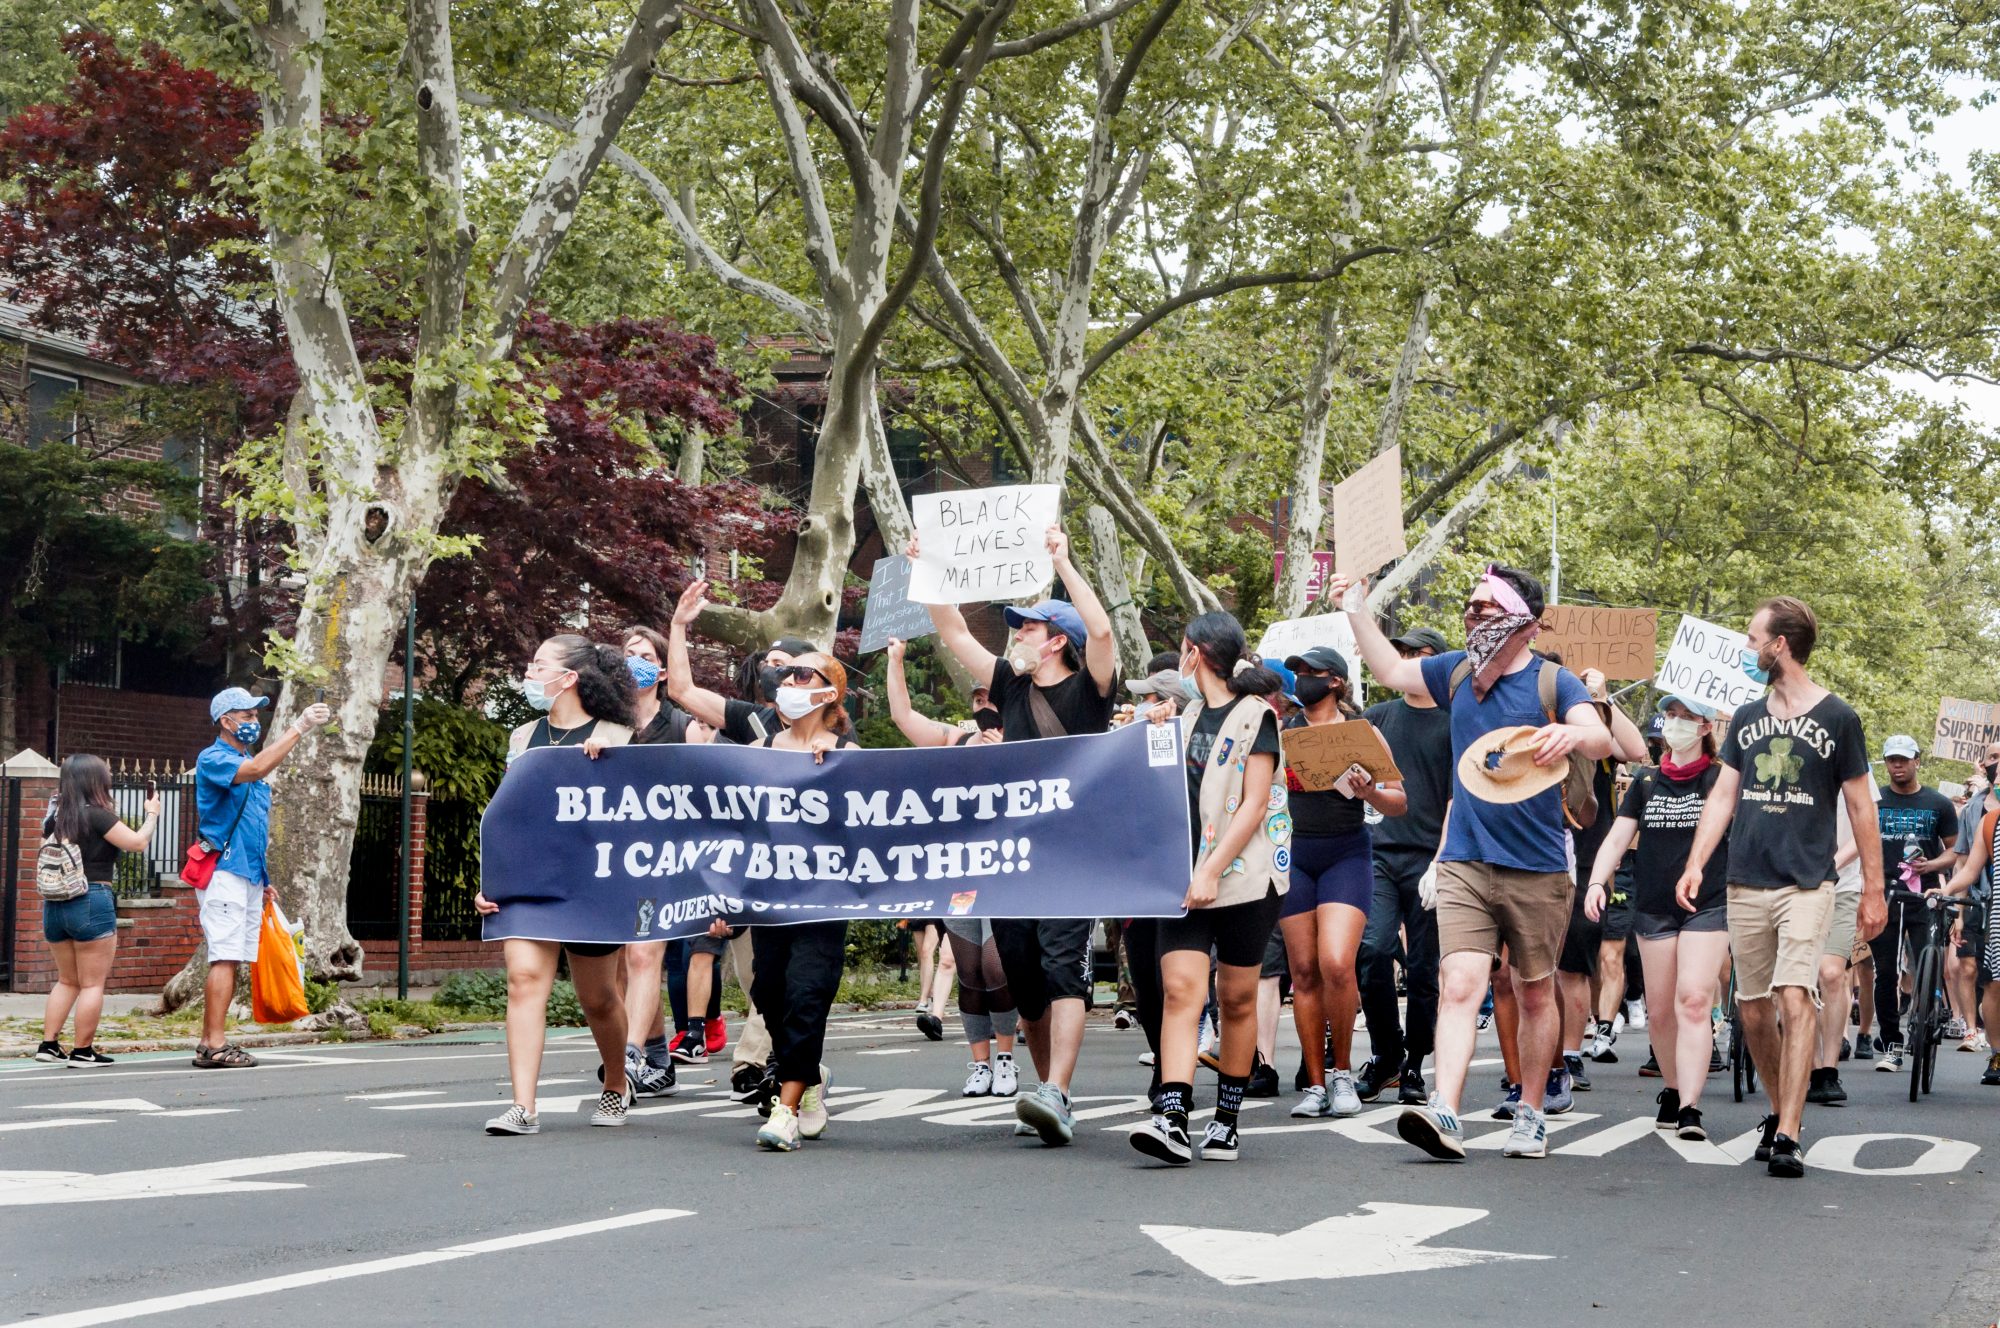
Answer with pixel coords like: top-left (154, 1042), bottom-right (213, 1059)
top-left (209, 687), bottom-right (271, 723)
top-left (1003, 599), bottom-right (1087, 650)
top-left (1655, 693), bottom-right (1719, 721)
top-left (1264, 659), bottom-right (1303, 708)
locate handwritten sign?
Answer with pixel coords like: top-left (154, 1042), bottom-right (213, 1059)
top-left (857, 555), bottom-right (936, 654)
top-left (1653, 614), bottom-right (1766, 716)
top-left (910, 484), bottom-right (1061, 604)
top-left (1536, 605), bottom-right (1659, 681)
top-left (1331, 446), bottom-right (1408, 577)
top-left (1257, 614), bottom-right (1358, 673)
top-left (1272, 551), bottom-right (1335, 604)
top-left (1283, 720), bottom-right (1403, 791)
top-left (1934, 697), bottom-right (2000, 765)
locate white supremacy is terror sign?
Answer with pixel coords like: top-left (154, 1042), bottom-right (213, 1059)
top-left (910, 483), bottom-right (1061, 604)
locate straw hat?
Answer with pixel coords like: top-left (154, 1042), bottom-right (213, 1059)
top-left (1457, 726), bottom-right (1569, 805)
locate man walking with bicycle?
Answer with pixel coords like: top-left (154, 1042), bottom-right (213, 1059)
top-left (1869, 736), bottom-right (1959, 1073)
top-left (1677, 597), bottom-right (1885, 1178)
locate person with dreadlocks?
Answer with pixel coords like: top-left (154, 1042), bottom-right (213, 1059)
top-left (1327, 565), bottom-right (1612, 1161)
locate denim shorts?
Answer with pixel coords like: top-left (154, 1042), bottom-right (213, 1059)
top-left (44, 882), bottom-right (117, 944)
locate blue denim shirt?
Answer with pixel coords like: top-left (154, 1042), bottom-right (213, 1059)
top-left (195, 739), bottom-right (272, 886)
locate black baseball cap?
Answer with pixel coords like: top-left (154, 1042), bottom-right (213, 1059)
top-left (1285, 646), bottom-right (1349, 678)
top-left (1391, 626), bottom-right (1451, 654)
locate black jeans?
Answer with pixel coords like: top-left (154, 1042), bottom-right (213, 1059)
top-left (750, 921), bottom-right (848, 1085)
top-left (1869, 893), bottom-right (1929, 1047)
top-left (1357, 847), bottom-right (1440, 1069)
top-left (1123, 918), bottom-right (1165, 1098)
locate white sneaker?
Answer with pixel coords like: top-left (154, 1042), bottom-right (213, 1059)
top-left (1502, 1104), bottom-right (1548, 1158)
top-left (1624, 999), bottom-right (1648, 1031)
top-left (1876, 1044), bottom-right (1906, 1073)
top-left (992, 1053), bottom-right (1019, 1097)
top-left (1945, 1018), bottom-right (1969, 1041)
top-left (962, 1061), bottom-right (995, 1097)
top-left (589, 1088), bottom-right (632, 1127)
top-left (1291, 1085), bottom-right (1331, 1118)
top-left (1197, 1016), bottom-right (1221, 1070)
top-left (758, 1103), bottom-right (801, 1151)
top-left (1137, 1050), bottom-right (1156, 1067)
top-left (484, 1104), bottom-right (539, 1136)
top-left (1328, 1069), bottom-right (1363, 1118)
top-left (798, 1080), bottom-right (828, 1139)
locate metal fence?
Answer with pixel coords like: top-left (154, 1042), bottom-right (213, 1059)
top-left (345, 775), bottom-right (405, 940)
top-left (422, 797), bottom-right (482, 942)
top-left (107, 762), bottom-right (197, 899)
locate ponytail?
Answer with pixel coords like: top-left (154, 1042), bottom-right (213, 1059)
top-left (1185, 612), bottom-right (1281, 699)
top-left (546, 634), bottom-right (638, 727)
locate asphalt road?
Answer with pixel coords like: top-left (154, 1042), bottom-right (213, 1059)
top-left (4, 1011), bottom-right (1998, 1328)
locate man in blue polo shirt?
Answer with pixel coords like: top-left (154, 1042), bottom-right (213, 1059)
top-left (192, 686), bottom-right (330, 1068)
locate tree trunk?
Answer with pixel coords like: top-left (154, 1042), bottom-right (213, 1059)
top-left (1367, 431), bottom-right (1530, 614)
top-left (1084, 503), bottom-right (1150, 671)
top-left (1275, 305), bottom-right (1341, 620)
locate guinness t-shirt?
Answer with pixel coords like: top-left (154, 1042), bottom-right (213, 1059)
top-left (1717, 693), bottom-right (1869, 890)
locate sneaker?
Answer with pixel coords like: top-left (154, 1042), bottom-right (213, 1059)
top-left (1819, 1070), bottom-right (1847, 1105)
top-left (1397, 1097), bottom-right (1467, 1160)
top-left (1985, 1052), bottom-right (2000, 1087)
top-left (631, 1058), bottom-right (679, 1098)
top-left (1199, 1119), bottom-right (1240, 1161)
top-left (1015, 1083), bottom-right (1075, 1146)
top-left (1946, 1017), bottom-right (1969, 1040)
top-left (1839, 1037), bottom-right (1852, 1062)
top-left (916, 1011), bottom-right (945, 1041)
top-left (730, 1062), bottom-right (764, 1097)
top-left (962, 1061), bottom-right (995, 1097)
top-left (1767, 1132), bottom-right (1805, 1178)
top-left (484, 1104), bottom-right (540, 1135)
top-left (1328, 1069), bottom-right (1364, 1117)
top-left (758, 1103), bottom-right (801, 1151)
top-left (1587, 1020), bottom-right (1619, 1063)
top-left (1805, 1067), bottom-right (1835, 1105)
top-left (1197, 1016), bottom-right (1220, 1070)
top-left (1247, 1053), bottom-right (1279, 1098)
top-left (1013, 1121), bottom-right (1038, 1137)
top-left (590, 1088), bottom-right (632, 1127)
top-left (1502, 1104), bottom-right (1547, 1158)
top-left (1875, 1044), bottom-right (1905, 1073)
top-left (1624, 998), bottom-right (1648, 1030)
top-left (1291, 1085), bottom-right (1332, 1118)
top-left (1654, 1087), bottom-right (1681, 1130)
top-left (1856, 1032), bottom-right (1878, 1057)
top-left (66, 1046), bottom-right (113, 1067)
top-left (671, 1032), bottom-right (708, 1066)
top-left (34, 1040), bottom-right (66, 1064)
top-left (750, 1068), bottom-right (781, 1118)
top-left (1353, 1057), bottom-right (1399, 1103)
top-left (1492, 1080), bottom-right (1523, 1120)
top-left (1139, 1050), bottom-right (1157, 1067)
top-left (1398, 1062), bottom-right (1429, 1106)
top-left (1963, 1033), bottom-right (1989, 1053)
top-left (1675, 1106), bottom-right (1706, 1141)
top-left (993, 1052), bottom-right (1019, 1098)
top-left (1565, 1052), bottom-right (1591, 1092)
top-left (705, 1017), bottom-right (728, 1055)
top-left (1753, 1114), bottom-right (1779, 1163)
top-left (1638, 1051), bottom-right (1662, 1078)
top-left (1544, 1065), bottom-right (1574, 1116)
top-left (798, 1080), bottom-right (828, 1139)
top-left (1294, 1059), bottom-right (1310, 1092)
top-left (1129, 1114), bottom-right (1193, 1165)
top-left (1113, 1009), bottom-right (1134, 1030)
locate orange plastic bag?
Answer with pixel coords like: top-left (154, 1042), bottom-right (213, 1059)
top-left (251, 899), bottom-right (311, 1024)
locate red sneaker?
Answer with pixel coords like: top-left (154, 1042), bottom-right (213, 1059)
top-left (706, 1017), bottom-right (728, 1055)
top-left (667, 1030), bottom-right (687, 1056)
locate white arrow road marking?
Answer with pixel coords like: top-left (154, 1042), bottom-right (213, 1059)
top-left (0, 1209), bottom-right (692, 1328)
top-left (1143, 1202), bottom-right (1551, 1286)
top-left (17, 1099), bottom-right (164, 1113)
top-left (0, 1152), bottom-right (399, 1206)
top-left (0, 1120), bottom-right (112, 1134)
top-left (149, 1109), bottom-right (240, 1119)
top-left (346, 1090), bottom-right (443, 1101)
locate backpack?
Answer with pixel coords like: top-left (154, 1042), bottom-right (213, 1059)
top-left (1450, 657), bottom-right (1599, 831)
top-left (36, 837), bottom-right (89, 902)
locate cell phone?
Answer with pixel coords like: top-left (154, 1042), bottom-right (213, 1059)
top-left (146, 780), bottom-right (157, 796)
top-left (315, 688), bottom-right (326, 705)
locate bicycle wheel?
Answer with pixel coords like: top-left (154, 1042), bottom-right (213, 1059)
top-left (1731, 1010), bottom-right (1749, 1103)
top-left (1909, 945), bottom-right (1940, 1103)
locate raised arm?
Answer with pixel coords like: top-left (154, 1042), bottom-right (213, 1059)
top-left (234, 703), bottom-right (331, 783)
top-left (1579, 671), bottom-right (1649, 763)
top-left (911, 535), bottom-right (999, 687)
top-left (1324, 574), bottom-right (1428, 696)
top-left (666, 579), bottom-right (732, 730)
top-left (102, 793), bottom-right (161, 853)
top-left (886, 638), bottom-right (960, 748)
top-left (1048, 526), bottom-right (1117, 694)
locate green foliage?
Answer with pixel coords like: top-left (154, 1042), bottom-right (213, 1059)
top-left (435, 968), bottom-right (585, 1026)
top-left (303, 978), bottom-right (338, 1015)
top-left (365, 696), bottom-right (509, 804)
top-left (845, 920), bottom-right (913, 971)
top-left (353, 996), bottom-right (447, 1033)
top-left (0, 0), bottom-right (73, 120)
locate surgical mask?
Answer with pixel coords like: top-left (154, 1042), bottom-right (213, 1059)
top-left (758, 664), bottom-right (785, 702)
top-left (1294, 675), bottom-right (1336, 708)
top-left (1179, 673), bottom-right (1202, 704)
top-left (626, 655), bottom-right (660, 690)
top-left (232, 720), bottom-right (262, 745)
top-left (1661, 717), bottom-right (1703, 752)
top-left (775, 685), bottom-right (826, 721)
top-left (524, 675), bottom-right (565, 712)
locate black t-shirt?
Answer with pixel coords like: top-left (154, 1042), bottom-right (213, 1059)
top-left (1569, 758), bottom-right (1618, 889)
top-left (758, 732), bottom-right (859, 751)
top-left (1718, 693), bottom-right (1869, 889)
top-left (721, 699), bottom-right (781, 746)
top-left (1285, 715), bottom-right (1369, 838)
top-left (58, 806), bottom-right (124, 882)
top-left (1620, 764), bottom-right (1726, 915)
top-left (1186, 698), bottom-right (1280, 852)
top-left (1878, 785), bottom-right (1959, 895)
top-left (525, 717), bottom-right (600, 750)
top-left (989, 657), bottom-right (1117, 743)
top-left (633, 703), bottom-right (698, 746)
top-left (1362, 698), bottom-right (1453, 854)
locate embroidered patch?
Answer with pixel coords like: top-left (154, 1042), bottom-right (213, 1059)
top-left (1214, 736), bottom-right (1236, 768)
top-left (1265, 812), bottom-right (1292, 844)
top-left (1267, 785), bottom-right (1286, 812)
top-left (1225, 794), bottom-right (1240, 813)
top-left (1273, 846), bottom-right (1291, 872)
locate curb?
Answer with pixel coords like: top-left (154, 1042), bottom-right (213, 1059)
top-left (1, 1022), bottom-right (505, 1059)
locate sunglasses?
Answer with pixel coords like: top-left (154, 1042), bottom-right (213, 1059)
top-left (780, 665), bottom-right (830, 686)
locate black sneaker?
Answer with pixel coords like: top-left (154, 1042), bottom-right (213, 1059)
top-left (1638, 1050), bottom-right (1662, 1077)
top-left (1767, 1133), bottom-right (1805, 1178)
top-left (1246, 1052), bottom-right (1279, 1099)
top-left (1983, 1051), bottom-right (2000, 1086)
top-left (1654, 1087), bottom-right (1682, 1130)
top-left (916, 1011), bottom-right (945, 1041)
top-left (730, 1062), bottom-right (764, 1097)
top-left (66, 1046), bottom-right (113, 1067)
top-left (1294, 1059), bottom-right (1311, 1092)
top-left (1754, 1114), bottom-right (1779, 1163)
top-left (1805, 1067), bottom-right (1832, 1105)
top-left (1820, 1070), bottom-right (1847, 1105)
top-left (1353, 1057), bottom-right (1399, 1103)
top-left (1129, 1113), bottom-right (1192, 1166)
top-left (1565, 1053), bottom-right (1591, 1092)
top-left (670, 1032), bottom-right (708, 1066)
top-left (1397, 1061), bottom-right (1428, 1106)
top-left (34, 1040), bottom-right (67, 1064)
top-left (1839, 1037), bottom-right (1852, 1062)
top-left (1675, 1105), bottom-right (1706, 1141)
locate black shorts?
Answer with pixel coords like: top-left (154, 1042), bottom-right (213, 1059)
top-left (566, 942), bottom-right (621, 960)
top-left (1557, 882), bottom-right (1601, 978)
top-left (1260, 921), bottom-right (1289, 980)
top-left (993, 918), bottom-right (1094, 1021)
top-left (1160, 889), bottom-right (1284, 970)
top-left (688, 933), bottom-right (728, 958)
top-left (1981, 911), bottom-right (2000, 984)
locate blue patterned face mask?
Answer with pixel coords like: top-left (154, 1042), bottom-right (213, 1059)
top-left (233, 721), bottom-right (262, 745)
top-left (627, 655), bottom-right (661, 690)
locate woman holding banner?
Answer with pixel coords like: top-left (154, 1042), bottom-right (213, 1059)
top-left (477, 635), bottom-right (640, 1136)
top-left (1277, 648), bottom-right (1408, 1121)
top-left (751, 651), bottom-right (860, 1152)
top-left (1131, 612), bottom-right (1292, 1167)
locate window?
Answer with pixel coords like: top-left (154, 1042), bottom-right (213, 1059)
top-left (161, 435), bottom-right (203, 539)
top-left (888, 426), bottom-right (933, 498)
top-left (27, 369), bottom-right (80, 447)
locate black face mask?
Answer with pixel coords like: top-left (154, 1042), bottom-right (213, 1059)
top-left (1985, 762), bottom-right (1998, 784)
top-left (758, 665), bottom-right (785, 702)
top-left (1294, 675), bottom-right (1337, 707)
top-left (974, 708), bottom-right (1003, 732)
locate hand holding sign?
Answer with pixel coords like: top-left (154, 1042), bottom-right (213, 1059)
top-left (910, 484), bottom-right (1061, 604)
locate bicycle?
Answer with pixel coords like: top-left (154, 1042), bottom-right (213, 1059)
top-left (1907, 893), bottom-right (1970, 1103)
top-left (1726, 968), bottom-right (1757, 1103)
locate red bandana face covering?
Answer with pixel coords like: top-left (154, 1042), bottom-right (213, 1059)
top-left (1660, 750), bottom-right (1712, 781)
top-left (1464, 613), bottom-right (1540, 700)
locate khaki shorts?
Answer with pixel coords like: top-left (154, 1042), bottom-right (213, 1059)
top-left (1436, 861), bottom-right (1574, 981)
top-left (1727, 883), bottom-right (1836, 1003)
top-left (1820, 890), bottom-right (1860, 963)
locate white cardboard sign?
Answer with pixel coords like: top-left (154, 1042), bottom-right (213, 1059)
top-left (1654, 614), bottom-right (1768, 715)
top-left (910, 484), bottom-right (1060, 604)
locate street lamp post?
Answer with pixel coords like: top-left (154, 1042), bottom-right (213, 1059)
top-left (398, 597), bottom-right (414, 1001)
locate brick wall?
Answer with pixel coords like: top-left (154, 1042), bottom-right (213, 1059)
top-left (56, 685), bottom-right (215, 767)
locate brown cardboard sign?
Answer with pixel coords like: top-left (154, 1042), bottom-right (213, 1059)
top-left (1536, 605), bottom-right (1659, 681)
top-left (1331, 446), bottom-right (1408, 577)
top-left (1283, 719), bottom-right (1403, 791)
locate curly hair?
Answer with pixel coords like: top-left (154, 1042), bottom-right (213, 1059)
top-left (544, 634), bottom-right (638, 727)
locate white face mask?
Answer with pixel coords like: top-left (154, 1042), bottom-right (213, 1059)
top-left (1006, 637), bottom-right (1053, 676)
top-left (775, 685), bottom-right (828, 721)
top-left (1661, 716), bottom-right (1704, 752)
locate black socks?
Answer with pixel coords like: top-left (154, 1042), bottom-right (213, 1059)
top-left (1216, 1073), bottom-right (1247, 1129)
top-left (1158, 1081), bottom-right (1192, 1127)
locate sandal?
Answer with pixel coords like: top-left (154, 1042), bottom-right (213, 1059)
top-left (192, 1042), bottom-right (259, 1069)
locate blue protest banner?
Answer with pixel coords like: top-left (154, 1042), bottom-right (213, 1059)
top-left (480, 720), bottom-right (1194, 945)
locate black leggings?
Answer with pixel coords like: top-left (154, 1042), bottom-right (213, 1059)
top-left (944, 920), bottom-right (1018, 1043)
top-left (750, 921), bottom-right (847, 1085)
